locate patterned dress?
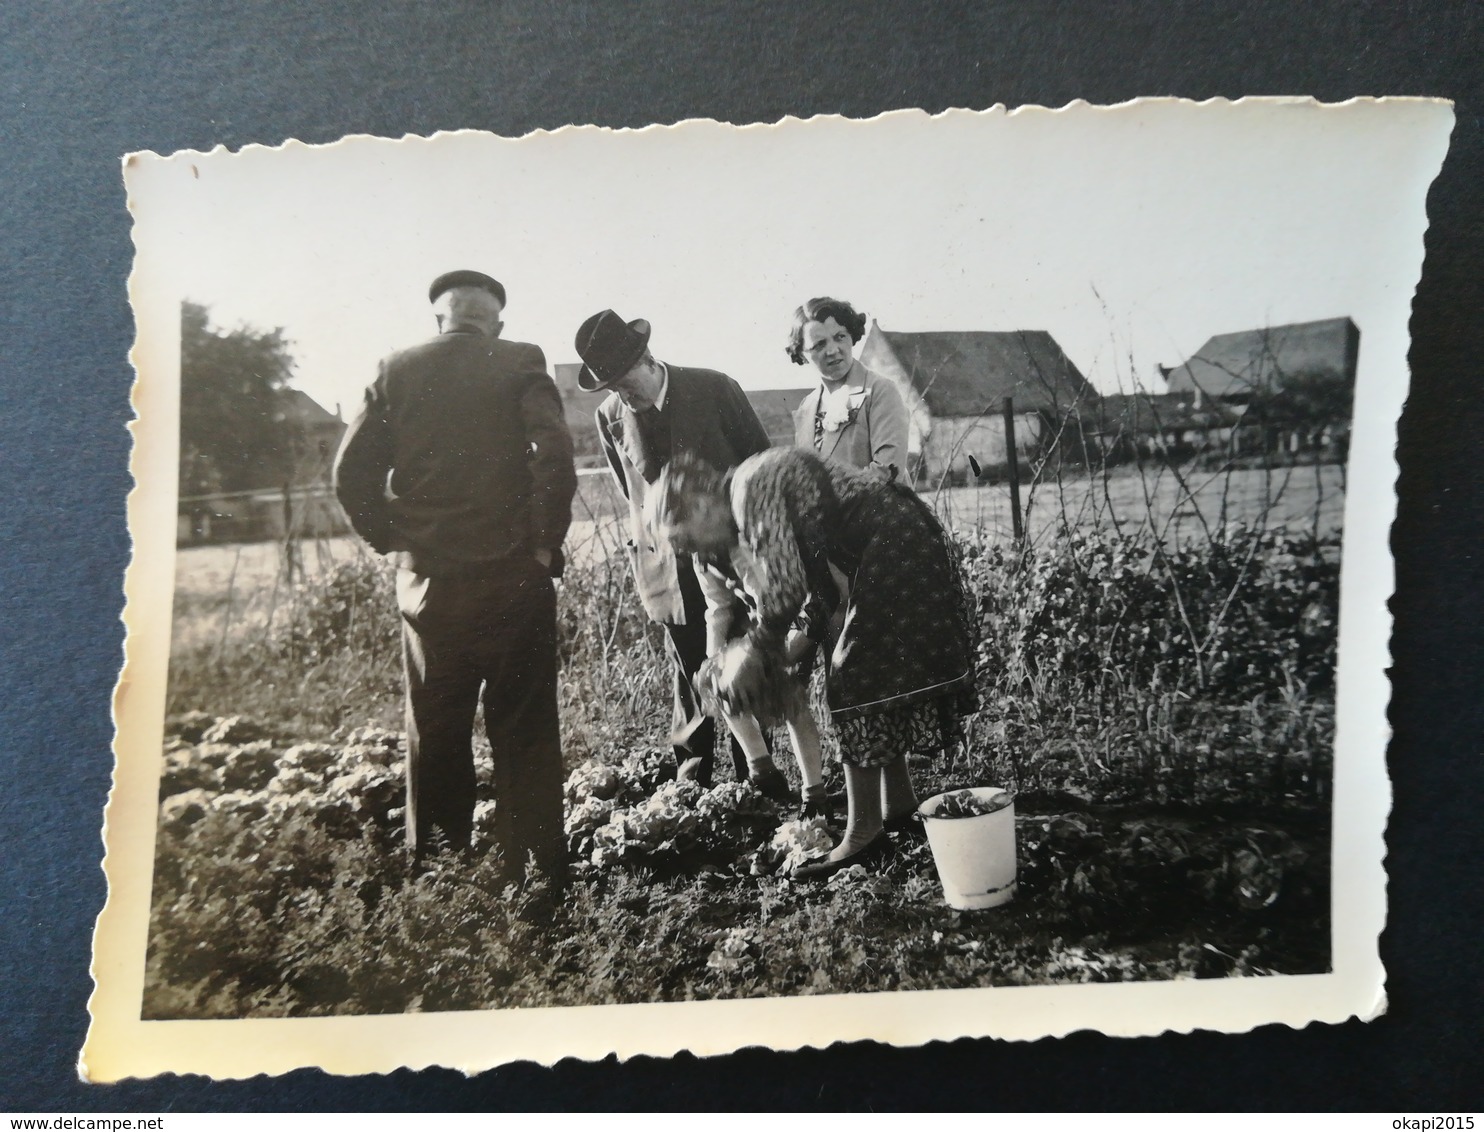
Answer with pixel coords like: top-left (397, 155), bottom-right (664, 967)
top-left (728, 448), bottom-right (978, 768)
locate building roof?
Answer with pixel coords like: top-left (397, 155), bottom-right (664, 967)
top-left (276, 388), bottom-right (343, 430)
top-left (859, 323), bottom-right (1097, 418)
top-left (1164, 317), bottom-right (1360, 401)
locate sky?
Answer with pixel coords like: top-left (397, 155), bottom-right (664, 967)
top-left (127, 101), bottom-right (1438, 419)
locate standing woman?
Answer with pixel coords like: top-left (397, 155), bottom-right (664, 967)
top-left (649, 448), bottom-right (978, 879)
top-left (785, 297), bottom-right (915, 824)
top-left (788, 297), bottom-right (910, 475)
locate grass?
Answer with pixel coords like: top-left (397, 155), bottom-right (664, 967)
top-left (933, 460), bottom-right (1345, 546)
top-left (149, 457), bottom-right (1339, 1018)
top-left (146, 796), bottom-right (1328, 1018)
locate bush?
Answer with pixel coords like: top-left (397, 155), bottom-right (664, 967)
top-left (966, 524), bottom-right (1338, 703)
top-left (166, 550), bottom-right (403, 734)
top-left (956, 523), bottom-right (1337, 808)
top-left (275, 556), bottom-right (400, 666)
top-left (551, 542), bottom-right (670, 768)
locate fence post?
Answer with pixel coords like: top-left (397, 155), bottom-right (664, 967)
top-left (280, 483), bottom-right (300, 584)
top-left (1003, 397), bottom-right (1024, 542)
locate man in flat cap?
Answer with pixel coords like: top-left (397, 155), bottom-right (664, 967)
top-left (336, 271), bottom-right (577, 881)
top-left (575, 309), bottom-right (787, 795)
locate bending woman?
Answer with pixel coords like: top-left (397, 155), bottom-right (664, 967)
top-left (649, 448), bottom-right (978, 878)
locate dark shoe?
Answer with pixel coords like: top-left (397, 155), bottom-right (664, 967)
top-left (749, 766), bottom-right (795, 805)
top-left (883, 809), bottom-right (921, 835)
top-left (798, 795), bottom-right (834, 822)
top-left (794, 833), bottom-right (891, 880)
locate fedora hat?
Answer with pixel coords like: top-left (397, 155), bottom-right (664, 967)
top-left (575, 309), bottom-right (651, 392)
top-left (429, 269), bottom-right (506, 308)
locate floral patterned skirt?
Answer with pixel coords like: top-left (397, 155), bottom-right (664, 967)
top-left (833, 687), bottom-right (977, 768)
top-left (820, 484), bottom-right (980, 767)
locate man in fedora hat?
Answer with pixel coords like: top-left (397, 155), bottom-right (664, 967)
top-left (576, 308), bottom-right (785, 793)
top-left (336, 270), bottom-right (577, 880)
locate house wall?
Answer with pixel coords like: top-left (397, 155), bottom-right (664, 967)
top-left (855, 326), bottom-right (931, 459)
top-left (918, 412), bottom-right (1043, 484)
top-left (551, 363), bottom-right (609, 463)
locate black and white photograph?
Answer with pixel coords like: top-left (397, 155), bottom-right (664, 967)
top-left (85, 98), bottom-right (1450, 1079)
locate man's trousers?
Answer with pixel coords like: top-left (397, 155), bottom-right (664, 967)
top-left (665, 558), bottom-right (750, 786)
top-left (396, 558), bottom-right (564, 881)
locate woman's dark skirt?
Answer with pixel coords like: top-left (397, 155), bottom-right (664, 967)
top-left (823, 485), bottom-right (979, 768)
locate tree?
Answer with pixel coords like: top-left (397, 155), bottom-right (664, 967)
top-left (179, 301), bottom-right (301, 496)
top-left (1261, 367), bottom-right (1355, 425)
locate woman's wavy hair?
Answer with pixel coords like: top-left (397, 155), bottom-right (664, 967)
top-left (785, 296), bottom-right (868, 365)
top-left (648, 449), bottom-right (844, 625)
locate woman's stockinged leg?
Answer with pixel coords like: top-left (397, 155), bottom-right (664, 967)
top-left (785, 708), bottom-right (824, 793)
top-left (724, 712), bottom-right (777, 779)
top-left (881, 753), bottom-right (918, 823)
top-left (831, 762), bottom-right (884, 860)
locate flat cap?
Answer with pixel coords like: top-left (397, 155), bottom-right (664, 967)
top-left (428, 270), bottom-right (507, 307)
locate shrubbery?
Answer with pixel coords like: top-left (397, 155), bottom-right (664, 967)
top-left (275, 557), bottom-right (399, 666)
top-left (956, 524), bottom-right (1337, 808)
top-left (170, 520), bottom-right (1336, 809)
top-left (967, 525), bottom-right (1338, 703)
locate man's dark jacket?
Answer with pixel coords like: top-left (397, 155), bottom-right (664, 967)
top-left (334, 328), bottom-right (576, 576)
top-left (596, 366), bottom-right (770, 624)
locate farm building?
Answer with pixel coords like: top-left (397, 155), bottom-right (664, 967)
top-left (746, 387), bottom-right (811, 447)
top-left (178, 388), bottom-right (350, 546)
top-left (1164, 317), bottom-right (1359, 404)
top-left (276, 388), bottom-right (347, 483)
top-left (1161, 317), bottom-right (1359, 459)
top-left (856, 321), bottom-right (1098, 484)
top-left (1087, 392), bottom-right (1246, 462)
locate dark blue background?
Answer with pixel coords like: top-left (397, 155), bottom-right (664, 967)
top-left (2, 0), bottom-right (1480, 1112)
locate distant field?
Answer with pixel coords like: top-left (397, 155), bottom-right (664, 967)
top-left (174, 461), bottom-right (1345, 651)
top-left (929, 461), bottom-right (1346, 546)
top-left (172, 536), bottom-right (369, 653)
top-left (561, 461), bottom-right (1347, 564)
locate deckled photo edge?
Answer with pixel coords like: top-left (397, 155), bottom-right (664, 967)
top-left (84, 97), bottom-right (1453, 1082)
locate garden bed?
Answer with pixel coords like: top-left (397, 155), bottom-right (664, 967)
top-left (144, 714), bottom-right (1328, 1019)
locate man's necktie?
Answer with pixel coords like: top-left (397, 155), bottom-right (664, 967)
top-left (640, 404), bottom-right (671, 468)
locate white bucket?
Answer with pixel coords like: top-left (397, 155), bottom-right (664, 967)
top-left (918, 787), bottom-right (1018, 910)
